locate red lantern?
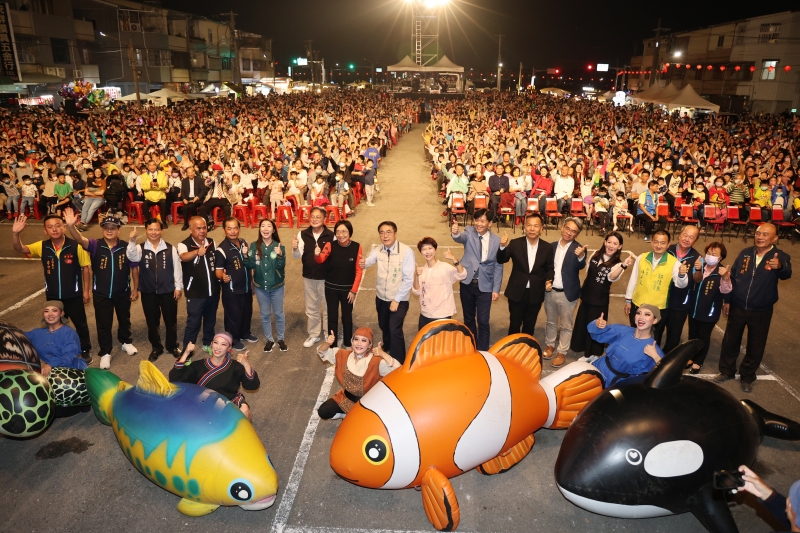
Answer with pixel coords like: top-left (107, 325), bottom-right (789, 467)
top-left (706, 65), bottom-right (713, 70)
top-left (749, 65), bottom-right (756, 72)
top-left (734, 65), bottom-right (741, 71)
top-left (768, 66), bottom-right (775, 72)
top-left (696, 64), bottom-right (702, 69)
top-left (785, 65), bottom-right (792, 72)
top-left (686, 64), bottom-right (691, 69)
top-left (720, 65), bottom-right (726, 71)
top-left (675, 63), bottom-right (681, 68)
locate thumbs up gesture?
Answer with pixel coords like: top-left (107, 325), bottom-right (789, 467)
top-left (197, 242), bottom-right (207, 257)
top-left (694, 257), bottom-right (703, 271)
top-left (574, 244), bottom-right (587, 257)
top-left (644, 341), bottom-right (661, 363)
top-left (766, 252), bottom-right (781, 271)
top-left (129, 227), bottom-right (138, 242)
top-left (451, 218), bottom-right (459, 235)
top-left (292, 235), bottom-right (299, 251)
top-left (679, 259), bottom-right (690, 276)
top-left (500, 230), bottom-right (509, 247)
top-left (416, 264), bottom-right (424, 276)
top-left (222, 269), bottom-right (231, 283)
top-left (327, 329), bottom-right (336, 346)
top-left (314, 243), bottom-right (321, 256)
top-left (596, 312), bottom-right (607, 329)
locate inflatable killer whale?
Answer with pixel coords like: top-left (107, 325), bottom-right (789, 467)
top-left (555, 339), bottom-right (800, 533)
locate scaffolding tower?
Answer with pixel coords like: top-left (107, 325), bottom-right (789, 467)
top-left (412, 8), bottom-right (439, 67)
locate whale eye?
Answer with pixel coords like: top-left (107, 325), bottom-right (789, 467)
top-left (624, 448), bottom-right (642, 466)
top-left (362, 435), bottom-right (389, 465)
top-left (228, 479), bottom-right (254, 501)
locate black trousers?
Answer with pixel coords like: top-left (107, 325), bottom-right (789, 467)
top-left (508, 290), bottom-right (542, 336)
top-left (318, 398), bottom-right (344, 419)
top-left (140, 292), bottom-right (178, 352)
top-left (636, 213), bottom-right (667, 236)
top-left (326, 287), bottom-right (354, 348)
top-left (688, 318), bottom-right (717, 367)
top-left (460, 281), bottom-right (493, 351)
top-left (222, 291), bottom-right (252, 344)
top-left (418, 314), bottom-right (450, 330)
top-left (93, 292), bottom-right (132, 356)
top-left (376, 297), bottom-right (409, 364)
top-left (719, 305), bottom-right (773, 384)
top-left (629, 303), bottom-right (667, 345)
top-left (51, 295), bottom-right (91, 352)
top-left (143, 199), bottom-right (169, 226)
top-left (570, 301), bottom-right (608, 356)
top-left (182, 201), bottom-right (202, 224)
top-left (183, 294), bottom-right (219, 348)
top-left (662, 308), bottom-right (689, 354)
top-left (596, 211), bottom-right (611, 231)
top-left (199, 198), bottom-right (231, 224)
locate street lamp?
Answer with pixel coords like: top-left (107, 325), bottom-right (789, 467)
top-left (100, 31), bottom-right (141, 105)
top-left (673, 51), bottom-right (682, 58)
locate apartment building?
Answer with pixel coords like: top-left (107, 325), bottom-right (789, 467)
top-left (630, 10), bottom-right (800, 114)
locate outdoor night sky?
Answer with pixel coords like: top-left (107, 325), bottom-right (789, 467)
top-left (162, 0), bottom-right (798, 72)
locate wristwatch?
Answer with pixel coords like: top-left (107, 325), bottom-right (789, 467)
top-left (453, 260), bottom-right (460, 266)
top-left (621, 264), bottom-right (628, 270)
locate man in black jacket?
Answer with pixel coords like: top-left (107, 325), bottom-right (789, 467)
top-left (178, 216), bottom-right (219, 354)
top-left (496, 213), bottom-right (555, 336)
top-left (714, 223), bottom-right (792, 393)
top-left (180, 167), bottom-right (207, 231)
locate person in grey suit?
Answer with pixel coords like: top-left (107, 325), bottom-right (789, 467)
top-left (451, 208), bottom-right (503, 350)
top-left (544, 217), bottom-right (587, 368)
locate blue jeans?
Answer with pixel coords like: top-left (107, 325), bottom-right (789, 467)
top-left (20, 196), bottom-right (34, 214)
top-left (5, 195), bottom-right (19, 213)
top-left (255, 285), bottom-right (285, 341)
top-left (81, 197), bottom-right (105, 224)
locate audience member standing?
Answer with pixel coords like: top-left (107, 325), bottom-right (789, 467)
top-left (292, 206), bottom-right (335, 347)
top-left (496, 213), bottom-right (554, 336)
top-left (141, 160), bottom-right (169, 228)
top-left (178, 216), bottom-right (219, 353)
top-left (636, 179), bottom-right (667, 241)
top-left (450, 209), bottom-right (503, 350)
top-left (543, 218), bottom-right (587, 368)
top-left (715, 224), bottom-right (791, 393)
top-left (11, 214), bottom-right (93, 363)
top-left (215, 217), bottom-right (258, 351)
top-left (359, 221), bottom-right (415, 363)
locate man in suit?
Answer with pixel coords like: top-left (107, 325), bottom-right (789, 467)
top-left (180, 167), bottom-right (207, 231)
top-left (497, 212), bottom-right (554, 336)
top-left (544, 217), bottom-right (587, 368)
top-left (451, 208), bottom-right (503, 350)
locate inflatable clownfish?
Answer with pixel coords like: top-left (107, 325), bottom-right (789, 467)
top-left (329, 320), bottom-right (604, 531)
top-left (86, 361), bottom-right (278, 516)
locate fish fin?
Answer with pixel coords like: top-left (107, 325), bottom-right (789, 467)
top-left (476, 434), bottom-right (535, 475)
top-left (742, 400), bottom-right (800, 440)
top-left (117, 381), bottom-right (133, 392)
top-left (488, 334), bottom-right (542, 381)
top-left (420, 467), bottom-right (460, 532)
top-left (135, 361), bottom-right (179, 397)
top-left (688, 484), bottom-right (738, 533)
top-left (406, 320), bottom-right (475, 372)
top-left (84, 368), bottom-right (122, 425)
top-left (540, 362), bottom-right (604, 429)
top-left (176, 498), bottom-right (220, 517)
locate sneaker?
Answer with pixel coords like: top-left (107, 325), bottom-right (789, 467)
top-left (366, 202), bottom-right (375, 207)
top-left (233, 341), bottom-right (246, 351)
top-left (331, 412), bottom-right (345, 420)
top-left (303, 336), bottom-right (320, 348)
top-left (578, 355), bottom-right (599, 363)
top-left (99, 354), bottom-right (112, 369)
top-left (121, 343), bottom-right (138, 356)
top-left (243, 334), bottom-right (259, 343)
top-left (643, 236), bottom-right (650, 242)
top-left (81, 350), bottom-right (93, 365)
top-left (278, 340), bottom-right (288, 352)
top-left (263, 341), bottom-right (274, 353)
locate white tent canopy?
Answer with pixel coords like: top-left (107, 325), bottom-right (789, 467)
top-left (426, 55), bottom-right (464, 73)
top-left (387, 56), bottom-right (422, 73)
top-left (629, 82), bottom-right (669, 104)
top-left (116, 92), bottom-right (156, 101)
top-left (651, 82), bottom-right (681, 103)
top-left (387, 55), bottom-right (464, 73)
top-left (146, 88), bottom-right (201, 100)
top-left (660, 84), bottom-right (720, 113)
top-left (540, 87), bottom-right (571, 96)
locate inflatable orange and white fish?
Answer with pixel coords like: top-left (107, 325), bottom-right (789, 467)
top-left (329, 320), bottom-right (604, 531)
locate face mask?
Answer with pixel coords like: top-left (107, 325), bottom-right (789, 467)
top-left (644, 165), bottom-right (650, 170)
top-left (760, 186), bottom-right (768, 191)
top-left (704, 254), bottom-right (720, 266)
top-left (24, 180), bottom-right (31, 185)
top-left (599, 193), bottom-right (607, 197)
top-left (715, 182), bottom-right (723, 187)
top-left (610, 178), bottom-right (617, 184)
top-left (777, 191), bottom-right (783, 196)
top-left (735, 179), bottom-right (742, 184)
top-left (33, 173), bottom-right (40, 178)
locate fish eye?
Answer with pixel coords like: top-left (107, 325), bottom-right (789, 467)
top-left (362, 435), bottom-right (389, 465)
top-left (624, 448), bottom-right (642, 466)
top-left (228, 479), bottom-right (254, 501)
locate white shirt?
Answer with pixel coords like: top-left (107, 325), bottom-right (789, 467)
top-left (526, 238), bottom-right (539, 288)
top-left (478, 231), bottom-right (489, 262)
top-left (553, 239), bottom-right (570, 289)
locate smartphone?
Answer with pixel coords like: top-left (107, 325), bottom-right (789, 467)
top-left (713, 470), bottom-right (744, 491)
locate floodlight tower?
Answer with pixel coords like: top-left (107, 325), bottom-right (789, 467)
top-left (407, 0), bottom-right (446, 67)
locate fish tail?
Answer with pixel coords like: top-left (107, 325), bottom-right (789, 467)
top-left (540, 362), bottom-right (604, 429)
top-left (742, 400), bottom-right (800, 440)
top-left (85, 368), bottom-right (122, 425)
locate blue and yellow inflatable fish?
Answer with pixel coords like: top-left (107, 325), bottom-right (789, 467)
top-left (86, 361), bottom-right (278, 516)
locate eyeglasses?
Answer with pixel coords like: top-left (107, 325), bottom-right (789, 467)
top-left (379, 231), bottom-right (395, 236)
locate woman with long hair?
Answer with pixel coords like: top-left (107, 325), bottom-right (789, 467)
top-left (243, 219), bottom-right (287, 353)
top-left (77, 167), bottom-right (106, 231)
top-left (570, 231), bottom-right (636, 361)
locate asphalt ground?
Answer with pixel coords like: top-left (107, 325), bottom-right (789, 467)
top-left (1, 124), bottom-right (799, 533)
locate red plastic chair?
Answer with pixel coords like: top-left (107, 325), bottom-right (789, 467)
top-left (725, 206), bottom-right (747, 242)
top-left (746, 206), bottom-right (763, 242)
top-left (275, 205), bottom-right (294, 228)
top-left (149, 205), bottom-right (161, 220)
top-left (251, 205), bottom-right (269, 227)
top-left (211, 207), bottom-right (227, 227)
top-left (771, 208), bottom-right (794, 243)
top-left (17, 198), bottom-right (41, 220)
top-left (170, 202), bottom-right (184, 226)
top-left (296, 205), bottom-right (312, 228)
top-left (545, 197), bottom-right (562, 229)
top-left (324, 205), bottom-right (341, 225)
top-left (703, 205), bottom-right (727, 240)
top-left (570, 198), bottom-right (587, 221)
top-left (233, 205), bottom-right (250, 228)
top-left (680, 204), bottom-right (698, 226)
top-left (450, 193), bottom-right (467, 226)
top-left (128, 202), bottom-right (144, 224)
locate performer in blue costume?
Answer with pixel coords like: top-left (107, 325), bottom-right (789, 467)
top-left (587, 303), bottom-right (664, 388)
top-left (25, 301), bottom-right (87, 377)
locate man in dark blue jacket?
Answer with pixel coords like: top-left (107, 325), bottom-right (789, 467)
top-left (714, 223), bottom-right (792, 393)
top-left (544, 217), bottom-right (587, 367)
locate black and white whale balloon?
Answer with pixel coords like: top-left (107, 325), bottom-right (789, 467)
top-left (555, 340), bottom-right (800, 533)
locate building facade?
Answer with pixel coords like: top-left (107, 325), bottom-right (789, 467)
top-left (630, 10), bottom-right (800, 114)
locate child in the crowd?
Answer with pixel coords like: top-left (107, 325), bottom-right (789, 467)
top-left (268, 174), bottom-right (285, 214)
top-left (593, 186), bottom-right (611, 234)
top-left (19, 175), bottom-right (38, 216)
top-left (752, 179), bottom-right (773, 221)
top-left (254, 172), bottom-right (269, 204)
top-left (686, 180), bottom-right (707, 221)
top-left (285, 170), bottom-right (302, 208)
top-left (580, 176), bottom-right (594, 219)
top-left (363, 158), bottom-right (376, 206)
top-left (612, 191), bottom-right (628, 231)
top-left (310, 174), bottom-right (328, 206)
top-left (228, 173), bottom-right (246, 206)
top-left (2, 174), bottom-right (20, 219)
top-left (53, 173), bottom-right (73, 215)
top-left (329, 171), bottom-right (350, 214)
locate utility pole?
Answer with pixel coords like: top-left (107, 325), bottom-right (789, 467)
top-left (304, 39), bottom-right (314, 88)
top-left (221, 11), bottom-right (240, 86)
top-left (649, 18), bottom-right (669, 87)
top-left (127, 39), bottom-right (141, 105)
top-left (496, 34), bottom-right (503, 91)
top-left (518, 61), bottom-right (523, 92)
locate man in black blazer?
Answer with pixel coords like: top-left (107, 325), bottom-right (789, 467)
top-left (180, 167), bottom-right (207, 231)
top-left (544, 217), bottom-right (587, 368)
top-left (496, 212), bottom-right (554, 336)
